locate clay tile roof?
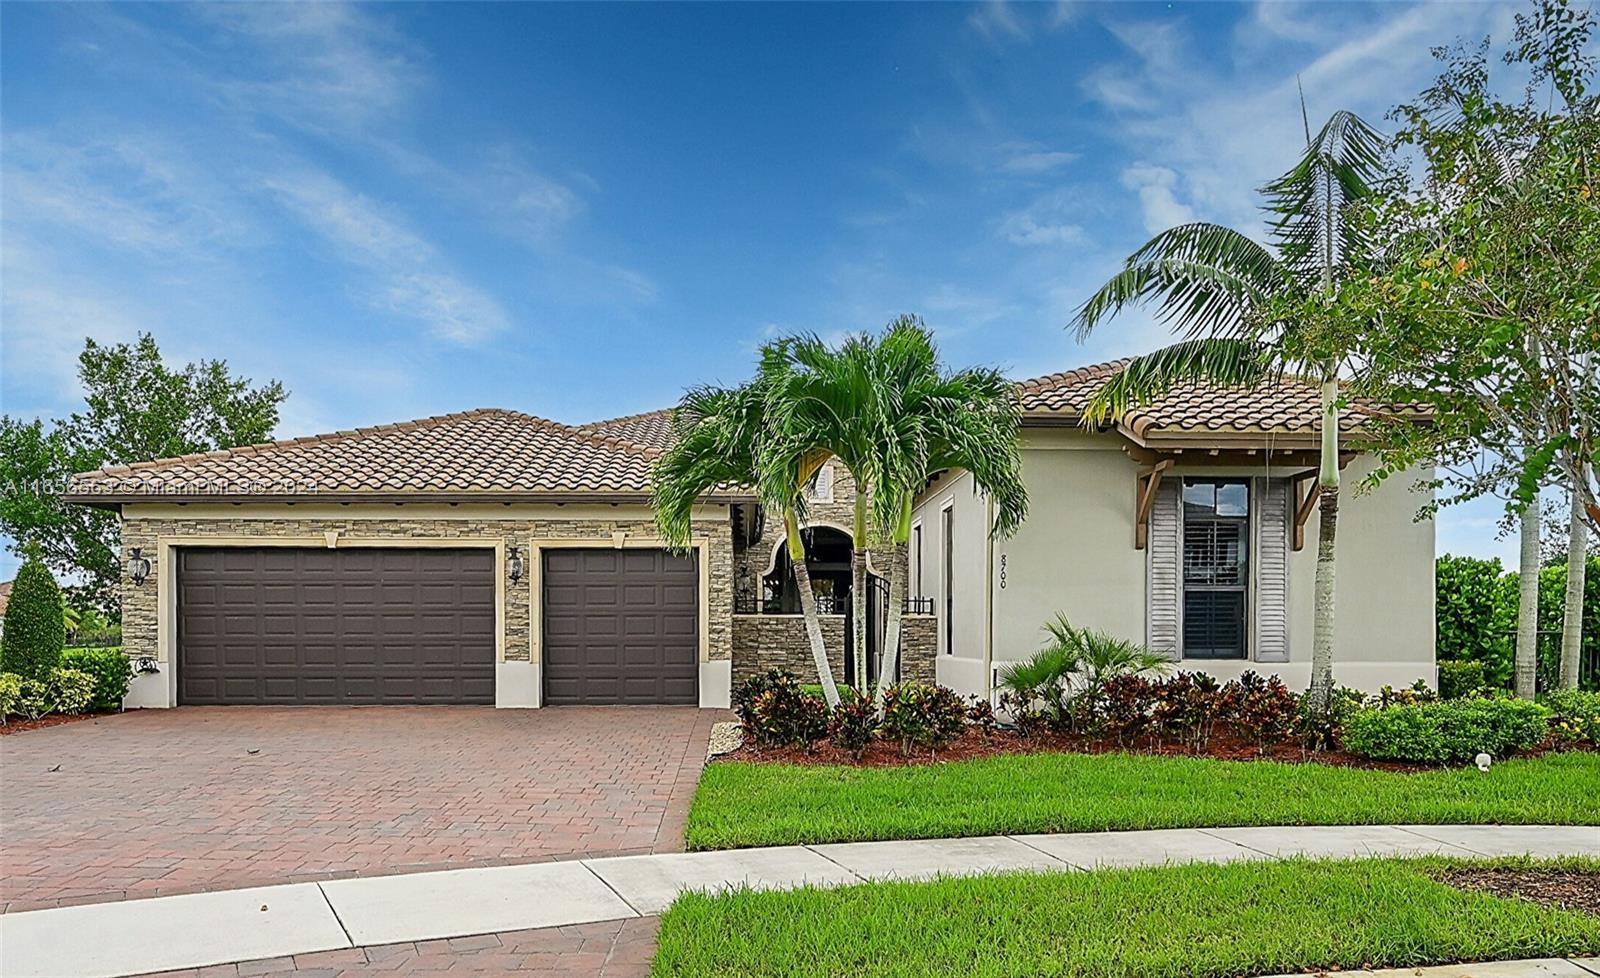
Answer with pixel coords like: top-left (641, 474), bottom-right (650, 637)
top-left (577, 408), bottom-right (677, 452)
top-left (64, 408), bottom-right (672, 503)
top-left (1018, 358), bottom-right (1401, 443)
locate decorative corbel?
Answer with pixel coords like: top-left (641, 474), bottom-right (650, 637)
top-left (1134, 459), bottom-right (1175, 550)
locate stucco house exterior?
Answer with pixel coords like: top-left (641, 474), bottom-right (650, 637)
top-left (64, 359), bottom-right (1433, 711)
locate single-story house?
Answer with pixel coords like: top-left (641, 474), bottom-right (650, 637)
top-left (64, 359), bottom-right (1433, 709)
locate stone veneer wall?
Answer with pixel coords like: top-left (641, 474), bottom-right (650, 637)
top-left (117, 512), bottom-right (733, 667)
top-left (731, 613), bottom-right (938, 686)
top-left (732, 460), bottom-right (903, 587)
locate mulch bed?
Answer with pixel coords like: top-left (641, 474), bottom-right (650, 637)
top-left (1441, 867), bottom-right (1600, 916)
top-left (0, 712), bottom-right (113, 736)
top-left (720, 726), bottom-right (1551, 773)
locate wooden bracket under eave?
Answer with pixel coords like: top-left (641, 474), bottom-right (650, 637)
top-left (1292, 472), bottom-right (1318, 551)
top-left (1135, 459), bottom-right (1174, 550)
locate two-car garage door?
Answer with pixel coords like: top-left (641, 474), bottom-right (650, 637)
top-left (176, 546), bottom-right (698, 706)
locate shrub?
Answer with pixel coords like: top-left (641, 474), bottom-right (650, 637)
top-left (966, 697), bottom-right (997, 740)
top-left (733, 670), bottom-right (828, 749)
top-left (801, 683), bottom-right (856, 702)
top-left (1342, 698), bottom-right (1552, 765)
top-left (1435, 555), bottom-right (1515, 686)
top-left (1438, 660), bottom-right (1490, 700)
top-left (997, 615), bottom-right (1171, 734)
top-left (1097, 674), bottom-right (1155, 746)
top-left (1379, 680), bottom-right (1438, 708)
top-left (49, 667), bottom-right (96, 714)
top-left (881, 682), bottom-right (967, 756)
top-left (15, 678), bottom-right (54, 721)
top-left (827, 689), bottom-right (878, 761)
top-left (0, 672), bottom-right (21, 722)
top-left (1295, 685), bottom-right (1367, 753)
top-left (60, 647), bottom-right (133, 711)
top-left (0, 558), bottom-right (67, 681)
top-left (1149, 672), bottom-right (1225, 751)
top-left (1543, 688), bottom-right (1600, 746)
top-left (997, 689), bottom-right (1049, 739)
top-left (1222, 672), bottom-right (1299, 753)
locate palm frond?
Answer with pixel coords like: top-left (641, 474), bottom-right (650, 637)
top-left (1082, 339), bottom-right (1274, 426)
top-left (1263, 110), bottom-right (1387, 287)
top-left (1071, 223), bottom-right (1294, 341)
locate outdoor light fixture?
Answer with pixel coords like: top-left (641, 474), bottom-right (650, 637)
top-left (506, 545), bottom-right (524, 583)
top-left (128, 548), bottom-right (152, 586)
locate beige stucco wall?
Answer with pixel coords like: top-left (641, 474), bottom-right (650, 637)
top-left (911, 469), bottom-right (994, 692)
top-left (915, 428), bottom-right (1437, 699)
top-left (115, 502), bottom-right (734, 708)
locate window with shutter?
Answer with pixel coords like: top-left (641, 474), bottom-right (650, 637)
top-left (1180, 478), bottom-right (1250, 659)
top-left (1255, 477), bottom-right (1291, 662)
top-left (1147, 480), bottom-right (1181, 656)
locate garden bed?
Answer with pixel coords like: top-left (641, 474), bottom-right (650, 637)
top-left (1441, 866), bottom-right (1600, 916)
top-left (0, 709), bottom-right (122, 735)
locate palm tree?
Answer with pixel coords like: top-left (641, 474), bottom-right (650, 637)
top-left (1070, 109), bottom-right (1386, 712)
top-left (652, 378), bottom-right (842, 706)
top-left (864, 318), bottom-right (1028, 704)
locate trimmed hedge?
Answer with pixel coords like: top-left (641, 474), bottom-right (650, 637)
top-left (0, 558), bottom-right (67, 681)
top-left (1342, 698), bottom-right (1552, 765)
top-left (60, 647), bottom-right (133, 711)
top-left (1543, 689), bottom-right (1600, 746)
top-left (1438, 659), bottom-right (1489, 699)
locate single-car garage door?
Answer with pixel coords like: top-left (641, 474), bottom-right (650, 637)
top-left (542, 549), bottom-right (698, 705)
top-left (178, 547), bottom-right (495, 705)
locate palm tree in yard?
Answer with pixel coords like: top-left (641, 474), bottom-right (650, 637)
top-left (652, 377), bottom-right (842, 706)
top-left (1069, 109), bottom-right (1387, 712)
top-left (762, 318), bottom-right (1029, 705)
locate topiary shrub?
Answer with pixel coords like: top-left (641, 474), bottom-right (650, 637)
top-left (827, 689), bottom-right (878, 761)
top-left (1, 558), bottom-right (67, 681)
top-left (1342, 698), bottom-right (1552, 765)
top-left (1438, 660), bottom-right (1489, 700)
top-left (881, 681), bottom-right (967, 756)
top-left (60, 647), bottom-right (133, 711)
top-left (0, 672), bottom-right (21, 722)
top-left (1543, 688), bottom-right (1600, 747)
top-left (48, 667), bottom-right (96, 714)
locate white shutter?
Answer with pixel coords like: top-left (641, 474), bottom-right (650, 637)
top-left (1147, 480), bottom-right (1181, 657)
top-left (1255, 477), bottom-right (1290, 662)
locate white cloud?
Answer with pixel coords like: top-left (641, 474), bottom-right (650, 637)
top-left (996, 143), bottom-right (1080, 175)
top-left (1120, 163), bottom-right (1196, 234)
top-left (968, 0), bottom-right (1029, 44)
top-left (998, 188), bottom-right (1091, 247)
top-left (263, 168), bottom-right (510, 343)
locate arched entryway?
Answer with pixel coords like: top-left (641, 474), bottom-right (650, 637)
top-left (760, 526), bottom-right (896, 685)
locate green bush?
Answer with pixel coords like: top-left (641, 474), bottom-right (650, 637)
top-left (0, 558), bottom-right (67, 681)
top-left (48, 667), bottom-right (96, 714)
top-left (881, 682), bottom-right (967, 756)
top-left (1542, 688), bottom-right (1600, 746)
top-left (60, 647), bottom-right (133, 711)
top-left (15, 678), bottom-right (54, 721)
top-left (826, 689), bottom-right (878, 761)
top-left (1535, 558), bottom-right (1600, 692)
top-left (1438, 660), bottom-right (1489, 699)
top-left (1342, 698), bottom-right (1552, 765)
top-left (732, 670), bottom-right (828, 750)
top-left (1434, 555), bottom-right (1515, 686)
top-left (0, 672), bottom-right (21, 722)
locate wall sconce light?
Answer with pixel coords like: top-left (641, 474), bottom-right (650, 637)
top-left (128, 548), bottom-right (152, 586)
top-left (507, 545), bottom-right (524, 583)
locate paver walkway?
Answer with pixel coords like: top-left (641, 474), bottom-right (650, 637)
top-left (4, 824), bottom-right (1595, 978)
top-left (0, 706), bottom-right (719, 913)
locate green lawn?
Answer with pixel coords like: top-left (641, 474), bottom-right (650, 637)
top-left (653, 857), bottom-right (1600, 978)
top-left (686, 750), bottom-right (1600, 850)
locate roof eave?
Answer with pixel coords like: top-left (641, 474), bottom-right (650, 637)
top-left (65, 490), bottom-right (754, 509)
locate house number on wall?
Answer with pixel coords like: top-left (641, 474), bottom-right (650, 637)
top-left (999, 554), bottom-right (1007, 589)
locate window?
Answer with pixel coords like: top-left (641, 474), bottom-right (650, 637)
top-left (807, 464), bottom-right (834, 502)
top-left (941, 505), bottom-right (954, 655)
top-left (912, 523), bottom-right (923, 597)
top-left (1181, 478), bottom-right (1249, 659)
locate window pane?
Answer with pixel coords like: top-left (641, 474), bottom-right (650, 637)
top-left (1184, 591), bottom-right (1247, 658)
top-left (1183, 481), bottom-right (1215, 516)
top-left (1216, 481), bottom-right (1250, 517)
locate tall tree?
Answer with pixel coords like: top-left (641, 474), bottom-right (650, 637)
top-left (0, 333), bottom-right (287, 612)
top-left (1069, 109), bottom-right (1387, 712)
top-left (651, 377), bottom-right (842, 706)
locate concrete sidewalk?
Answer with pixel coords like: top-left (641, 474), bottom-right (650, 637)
top-left (3, 824), bottom-right (1596, 978)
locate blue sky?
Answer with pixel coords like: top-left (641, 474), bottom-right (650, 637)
top-left (2, 1), bottom-right (1530, 582)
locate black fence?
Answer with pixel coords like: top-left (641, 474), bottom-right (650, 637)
top-left (1492, 629), bottom-right (1600, 692)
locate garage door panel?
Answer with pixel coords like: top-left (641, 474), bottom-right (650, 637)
top-left (178, 547), bottom-right (494, 705)
top-left (542, 548), bottom-right (698, 705)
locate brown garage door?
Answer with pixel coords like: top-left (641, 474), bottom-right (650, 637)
top-left (178, 547), bottom-right (495, 705)
top-left (542, 549), bottom-right (698, 705)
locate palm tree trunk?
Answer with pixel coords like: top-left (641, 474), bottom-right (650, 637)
top-left (876, 541), bottom-right (908, 708)
top-left (1514, 501), bottom-right (1541, 699)
top-left (1560, 493), bottom-right (1587, 690)
top-left (786, 508), bottom-right (840, 707)
top-left (1308, 376), bottom-right (1340, 712)
top-left (851, 492), bottom-right (869, 693)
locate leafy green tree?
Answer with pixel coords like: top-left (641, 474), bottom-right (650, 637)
top-left (1, 554), bottom-right (67, 681)
top-left (1070, 109), bottom-right (1387, 712)
top-left (1434, 555), bottom-right (1516, 686)
top-left (0, 333), bottom-right (287, 612)
top-left (1343, 0), bottom-right (1597, 694)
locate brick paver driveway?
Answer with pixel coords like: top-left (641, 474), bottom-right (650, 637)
top-left (1, 706), bottom-right (720, 913)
